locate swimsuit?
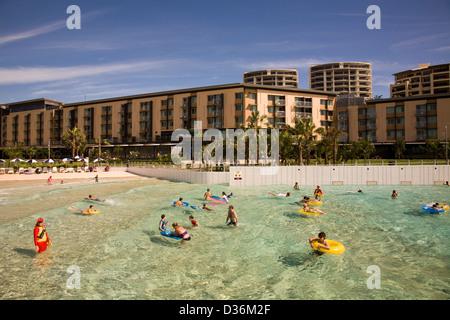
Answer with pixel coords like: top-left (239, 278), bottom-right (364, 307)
top-left (160, 219), bottom-right (166, 231)
top-left (179, 231), bottom-right (191, 241)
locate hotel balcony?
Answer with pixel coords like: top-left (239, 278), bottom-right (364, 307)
top-left (295, 112), bottom-right (312, 119)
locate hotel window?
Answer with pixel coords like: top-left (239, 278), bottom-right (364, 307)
top-left (387, 118), bottom-right (395, 125)
top-left (337, 111), bottom-right (347, 120)
top-left (191, 108), bottom-right (197, 115)
top-left (428, 116), bottom-right (437, 123)
top-left (417, 129), bottom-right (426, 140)
top-left (416, 117), bottom-right (426, 127)
top-left (427, 129), bottom-right (437, 137)
top-left (191, 97), bottom-right (197, 104)
top-left (249, 93), bottom-right (257, 100)
top-left (249, 105), bottom-right (257, 112)
top-left (235, 92), bottom-right (243, 100)
top-left (235, 104), bottom-right (243, 112)
top-left (358, 120), bottom-right (366, 126)
top-left (320, 99), bottom-right (333, 106)
top-left (386, 107), bottom-right (395, 114)
top-left (427, 103), bottom-right (437, 111)
top-left (366, 108), bottom-right (376, 118)
top-left (358, 108), bottom-right (366, 116)
top-left (416, 105), bottom-right (426, 115)
top-left (387, 130), bottom-right (396, 138)
top-left (235, 116), bottom-right (243, 124)
top-left (396, 118), bottom-right (404, 125)
top-left (396, 106), bottom-right (404, 113)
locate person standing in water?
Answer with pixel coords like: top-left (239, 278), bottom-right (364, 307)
top-left (34, 217), bottom-right (52, 253)
top-left (226, 205), bottom-right (238, 227)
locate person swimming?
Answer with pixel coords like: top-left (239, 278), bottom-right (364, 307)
top-left (268, 192), bottom-right (290, 197)
top-left (172, 223), bottom-right (191, 240)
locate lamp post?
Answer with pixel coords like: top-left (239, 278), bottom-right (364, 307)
top-left (446, 125), bottom-right (448, 165)
top-left (48, 139), bottom-right (51, 162)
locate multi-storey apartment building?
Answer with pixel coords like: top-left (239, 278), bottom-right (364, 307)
top-left (390, 63), bottom-right (450, 98)
top-left (243, 69), bottom-right (298, 88)
top-left (335, 93), bottom-right (450, 153)
top-left (309, 62), bottom-right (372, 98)
top-left (0, 83), bottom-right (335, 156)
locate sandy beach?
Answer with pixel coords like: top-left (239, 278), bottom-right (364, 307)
top-left (0, 168), bottom-right (147, 188)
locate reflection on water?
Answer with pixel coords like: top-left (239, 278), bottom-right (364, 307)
top-left (0, 178), bottom-right (449, 300)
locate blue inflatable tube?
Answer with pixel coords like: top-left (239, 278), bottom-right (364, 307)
top-left (421, 205), bottom-right (444, 213)
top-left (173, 201), bottom-right (189, 207)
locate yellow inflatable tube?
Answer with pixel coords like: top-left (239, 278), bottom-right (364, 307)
top-left (309, 201), bottom-right (322, 205)
top-left (299, 209), bottom-right (321, 215)
top-left (311, 240), bottom-right (345, 254)
top-left (82, 210), bottom-right (100, 215)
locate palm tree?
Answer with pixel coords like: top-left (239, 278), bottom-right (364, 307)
top-left (393, 139), bottom-right (406, 159)
top-left (358, 138), bottom-right (375, 165)
top-left (62, 127), bottom-right (86, 158)
top-left (285, 118), bottom-right (323, 165)
top-left (327, 127), bottom-right (346, 164)
top-left (421, 139), bottom-right (444, 160)
top-left (285, 119), bottom-right (306, 165)
top-left (247, 110), bottom-right (267, 130)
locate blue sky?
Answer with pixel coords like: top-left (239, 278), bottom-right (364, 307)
top-left (0, 0), bottom-right (449, 103)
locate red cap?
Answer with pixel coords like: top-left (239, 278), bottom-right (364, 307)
top-left (37, 217), bottom-right (44, 223)
top-left (317, 186), bottom-right (320, 188)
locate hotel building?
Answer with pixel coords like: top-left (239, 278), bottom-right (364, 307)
top-left (335, 93), bottom-right (450, 157)
top-left (243, 69), bottom-right (299, 88)
top-left (336, 62), bottom-right (450, 151)
top-left (390, 63), bottom-right (450, 98)
top-left (0, 83), bottom-right (335, 157)
top-left (309, 62), bottom-right (373, 98)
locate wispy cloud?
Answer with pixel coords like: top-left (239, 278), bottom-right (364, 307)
top-left (0, 21), bottom-right (65, 46)
top-left (0, 59), bottom-right (183, 85)
top-left (390, 33), bottom-right (449, 51)
top-left (233, 58), bottom-right (334, 71)
top-left (0, 9), bottom-right (110, 46)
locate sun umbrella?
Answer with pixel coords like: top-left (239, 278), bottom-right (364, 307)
top-left (93, 158), bottom-right (104, 162)
top-left (43, 159), bottom-right (55, 164)
top-left (0, 159), bottom-right (5, 163)
top-left (11, 158), bottom-right (24, 162)
top-left (62, 158), bottom-right (73, 162)
top-left (27, 159), bottom-right (38, 163)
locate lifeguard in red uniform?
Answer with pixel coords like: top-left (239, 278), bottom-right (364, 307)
top-left (34, 217), bottom-right (52, 253)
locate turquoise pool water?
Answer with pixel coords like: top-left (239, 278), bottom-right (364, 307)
top-left (0, 178), bottom-right (449, 300)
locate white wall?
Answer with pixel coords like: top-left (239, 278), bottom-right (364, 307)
top-left (127, 165), bottom-right (450, 186)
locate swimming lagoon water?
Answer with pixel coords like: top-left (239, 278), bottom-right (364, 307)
top-left (0, 178), bottom-right (449, 300)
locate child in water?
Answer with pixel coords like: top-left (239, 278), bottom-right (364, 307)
top-left (189, 215), bottom-right (199, 227)
top-left (309, 232), bottom-right (330, 250)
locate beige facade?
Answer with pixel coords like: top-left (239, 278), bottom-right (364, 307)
top-left (0, 84), bottom-right (335, 148)
top-left (390, 63), bottom-right (450, 98)
top-left (310, 62), bottom-right (372, 98)
top-left (335, 93), bottom-right (450, 144)
top-left (243, 69), bottom-right (298, 88)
